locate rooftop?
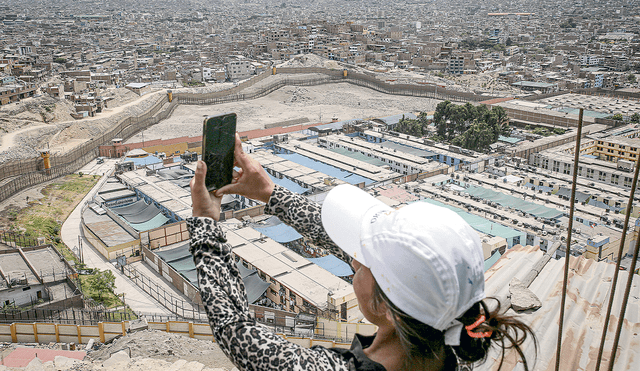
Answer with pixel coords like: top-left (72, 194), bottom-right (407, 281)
top-left (480, 245), bottom-right (640, 371)
top-left (221, 221), bottom-right (357, 314)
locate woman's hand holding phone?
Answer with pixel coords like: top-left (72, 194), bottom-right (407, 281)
top-left (215, 134), bottom-right (275, 203)
top-left (190, 161), bottom-right (222, 221)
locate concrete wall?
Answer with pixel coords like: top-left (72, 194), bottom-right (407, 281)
top-left (0, 321), bottom-right (127, 344)
top-left (315, 317), bottom-right (377, 341)
top-left (0, 320), bottom-right (352, 349)
top-left (82, 224), bottom-right (140, 261)
top-left (585, 227), bottom-right (639, 261)
top-left (221, 204), bottom-right (265, 221)
top-left (144, 221), bottom-right (189, 250)
top-left (1, 283), bottom-right (47, 307)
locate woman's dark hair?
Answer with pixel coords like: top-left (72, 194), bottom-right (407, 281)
top-left (371, 281), bottom-right (537, 370)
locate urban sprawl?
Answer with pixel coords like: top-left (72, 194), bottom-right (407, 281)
top-left (0, 1), bottom-right (640, 370)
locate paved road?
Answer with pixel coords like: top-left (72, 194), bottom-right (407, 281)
top-left (60, 161), bottom-right (171, 315)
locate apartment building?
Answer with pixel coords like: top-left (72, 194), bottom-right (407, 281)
top-left (447, 55), bottom-right (465, 75)
top-left (225, 60), bottom-right (254, 81)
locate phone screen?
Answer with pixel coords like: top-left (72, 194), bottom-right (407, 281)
top-left (202, 112), bottom-right (237, 191)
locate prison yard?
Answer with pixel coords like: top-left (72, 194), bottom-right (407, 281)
top-left (0, 69), bottom-right (640, 371)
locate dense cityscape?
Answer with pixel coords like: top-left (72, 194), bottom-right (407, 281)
top-left (0, 1), bottom-right (640, 370)
top-left (2, 0), bottom-right (640, 97)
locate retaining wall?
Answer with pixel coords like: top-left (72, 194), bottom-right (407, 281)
top-left (0, 320), bottom-right (352, 349)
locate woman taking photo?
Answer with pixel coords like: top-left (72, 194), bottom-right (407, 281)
top-left (188, 134), bottom-right (536, 371)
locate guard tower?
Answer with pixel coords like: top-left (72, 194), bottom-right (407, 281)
top-left (39, 149), bottom-right (51, 174)
top-left (110, 138), bottom-right (126, 158)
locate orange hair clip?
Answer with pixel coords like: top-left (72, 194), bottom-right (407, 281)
top-left (465, 314), bottom-right (493, 339)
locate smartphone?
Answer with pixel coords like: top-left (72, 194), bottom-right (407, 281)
top-left (202, 112), bottom-right (237, 191)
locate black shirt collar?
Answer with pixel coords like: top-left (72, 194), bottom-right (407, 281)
top-left (329, 333), bottom-right (387, 371)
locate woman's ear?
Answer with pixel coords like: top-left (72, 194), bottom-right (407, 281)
top-left (385, 308), bottom-right (396, 324)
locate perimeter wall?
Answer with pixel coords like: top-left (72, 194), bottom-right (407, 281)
top-left (0, 67), bottom-right (495, 203)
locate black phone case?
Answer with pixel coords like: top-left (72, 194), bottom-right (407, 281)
top-left (202, 113), bottom-right (236, 191)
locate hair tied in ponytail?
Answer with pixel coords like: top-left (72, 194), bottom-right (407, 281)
top-left (465, 315), bottom-right (493, 339)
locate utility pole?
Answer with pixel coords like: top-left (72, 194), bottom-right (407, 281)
top-left (78, 236), bottom-right (84, 264)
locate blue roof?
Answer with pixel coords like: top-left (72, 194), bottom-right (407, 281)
top-left (155, 242), bottom-right (269, 303)
top-left (275, 152), bottom-right (374, 185)
top-left (524, 182), bottom-right (554, 193)
top-left (123, 155), bottom-right (162, 167)
top-left (312, 120), bottom-right (355, 131)
top-left (587, 198), bottom-right (623, 212)
top-left (253, 223), bottom-right (303, 243)
top-left (498, 135), bottom-right (522, 144)
top-left (308, 255), bottom-right (353, 277)
top-left (128, 213), bottom-right (170, 231)
top-left (582, 154), bottom-right (598, 159)
top-left (267, 173), bottom-right (309, 194)
top-left (556, 187), bottom-right (590, 203)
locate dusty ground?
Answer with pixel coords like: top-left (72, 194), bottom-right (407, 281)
top-left (0, 330), bottom-right (238, 370)
top-left (446, 71), bottom-right (522, 96)
top-left (125, 82), bottom-right (439, 143)
top-left (0, 54), bottom-right (518, 163)
top-left (88, 329), bottom-right (236, 369)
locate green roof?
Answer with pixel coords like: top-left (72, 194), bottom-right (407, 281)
top-left (420, 199), bottom-right (525, 240)
top-left (498, 135), bottom-right (522, 144)
top-left (327, 147), bottom-right (388, 166)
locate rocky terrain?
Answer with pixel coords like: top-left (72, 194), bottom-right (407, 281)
top-left (0, 330), bottom-right (238, 371)
top-left (125, 81), bottom-right (439, 144)
top-left (0, 87), bottom-right (164, 163)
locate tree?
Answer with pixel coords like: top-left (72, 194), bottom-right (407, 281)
top-left (434, 100), bottom-right (454, 139)
top-left (433, 102), bottom-right (510, 152)
top-left (629, 74), bottom-right (636, 84)
top-left (560, 18), bottom-right (577, 28)
top-left (86, 269), bottom-right (116, 301)
top-left (54, 57), bottom-right (66, 64)
top-left (631, 113), bottom-right (640, 123)
top-left (611, 113), bottom-right (624, 121)
top-left (395, 117), bottom-right (425, 137)
top-left (452, 121), bottom-right (495, 152)
top-left (533, 127), bottom-right (552, 136)
top-left (506, 37), bottom-right (513, 46)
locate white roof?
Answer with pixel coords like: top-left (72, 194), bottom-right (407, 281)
top-left (223, 225), bottom-right (354, 308)
top-left (126, 82), bottom-right (150, 88)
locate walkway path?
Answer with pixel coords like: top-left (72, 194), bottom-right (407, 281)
top-left (60, 164), bottom-right (170, 315)
top-left (0, 124), bottom-right (50, 153)
top-left (130, 260), bottom-right (204, 317)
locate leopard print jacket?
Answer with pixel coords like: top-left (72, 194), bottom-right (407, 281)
top-left (187, 185), bottom-right (378, 371)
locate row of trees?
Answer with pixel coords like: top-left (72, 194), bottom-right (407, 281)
top-left (611, 112), bottom-right (640, 123)
top-left (394, 112), bottom-right (430, 137)
top-left (433, 101), bottom-right (511, 152)
top-left (394, 101), bottom-right (511, 152)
